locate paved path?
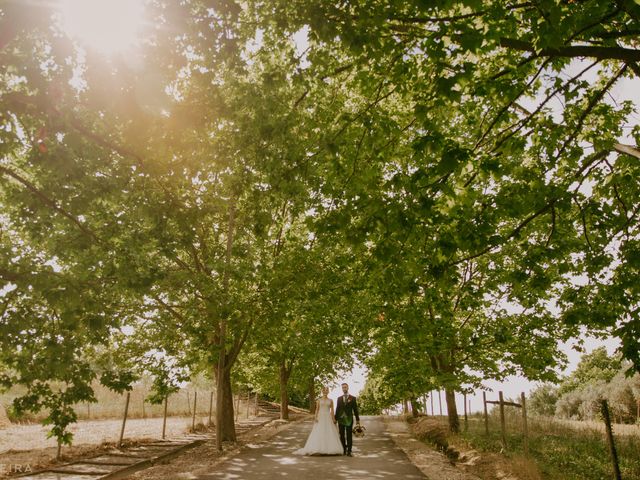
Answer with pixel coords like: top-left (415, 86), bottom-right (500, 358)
top-left (196, 416), bottom-right (426, 479)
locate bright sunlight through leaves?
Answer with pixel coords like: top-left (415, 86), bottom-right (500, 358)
top-left (57, 0), bottom-right (146, 55)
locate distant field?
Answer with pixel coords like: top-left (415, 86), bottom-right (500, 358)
top-left (551, 416), bottom-right (640, 436)
top-left (0, 382), bottom-right (258, 423)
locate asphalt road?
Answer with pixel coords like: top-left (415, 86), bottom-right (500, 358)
top-left (196, 415), bottom-right (427, 479)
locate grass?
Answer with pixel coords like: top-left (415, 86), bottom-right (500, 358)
top-left (450, 413), bottom-right (640, 480)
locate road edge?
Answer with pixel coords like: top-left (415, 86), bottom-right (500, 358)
top-left (382, 416), bottom-right (482, 480)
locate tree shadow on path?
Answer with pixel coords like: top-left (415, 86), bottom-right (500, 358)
top-left (197, 416), bottom-right (427, 479)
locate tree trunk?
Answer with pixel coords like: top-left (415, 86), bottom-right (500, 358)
top-left (402, 399), bottom-right (409, 415)
top-left (445, 387), bottom-right (460, 433)
top-left (410, 398), bottom-right (420, 417)
top-left (279, 360), bottom-right (291, 420)
top-left (215, 197), bottom-right (237, 450)
top-left (215, 364), bottom-right (236, 447)
top-left (308, 376), bottom-right (316, 414)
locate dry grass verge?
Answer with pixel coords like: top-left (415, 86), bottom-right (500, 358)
top-left (388, 415), bottom-right (545, 480)
top-left (383, 416), bottom-right (480, 480)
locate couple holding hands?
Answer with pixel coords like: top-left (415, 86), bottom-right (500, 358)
top-left (295, 383), bottom-right (362, 456)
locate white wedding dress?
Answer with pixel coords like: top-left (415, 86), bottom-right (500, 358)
top-left (294, 397), bottom-right (344, 455)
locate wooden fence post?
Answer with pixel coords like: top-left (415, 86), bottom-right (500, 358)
top-left (483, 391), bottom-right (489, 435)
top-left (118, 392), bottom-right (131, 448)
top-left (464, 392), bottom-right (468, 432)
top-left (162, 395), bottom-right (168, 439)
top-left (499, 391), bottom-right (506, 450)
top-left (209, 391), bottom-right (214, 426)
top-left (191, 391), bottom-right (198, 430)
top-left (430, 391), bottom-right (435, 417)
top-left (521, 392), bottom-right (529, 456)
top-left (601, 399), bottom-right (622, 480)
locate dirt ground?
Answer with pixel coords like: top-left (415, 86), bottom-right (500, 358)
top-left (0, 416), bottom-right (199, 478)
top-left (0, 439), bottom-right (165, 479)
top-left (0, 415), bottom-right (199, 454)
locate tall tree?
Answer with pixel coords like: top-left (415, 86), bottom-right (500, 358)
top-left (248, 0), bottom-right (640, 372)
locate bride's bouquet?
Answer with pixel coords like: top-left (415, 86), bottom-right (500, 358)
top-left (353, 424), bottom-right (366, 438)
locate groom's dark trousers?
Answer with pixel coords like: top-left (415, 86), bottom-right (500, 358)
top-left (338, 423), bottom-right (353, 454)
top-left (336, 394), bottom-right (359, 454)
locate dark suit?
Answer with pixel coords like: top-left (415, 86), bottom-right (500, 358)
top-left (335, 394), bottom-right (360, 454)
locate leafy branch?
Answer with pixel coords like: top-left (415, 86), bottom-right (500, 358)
top-left (499, 38), bottom-right (640, 63)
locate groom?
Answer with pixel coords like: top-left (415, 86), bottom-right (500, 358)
top-left (334, 382), bottom-right (360, 456)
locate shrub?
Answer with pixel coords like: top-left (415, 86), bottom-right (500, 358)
top-left (606, 372), bottom-right (638, 424)
top-left (528, 384), bottom-right (558, 417)
top-left (578, 381), bottom-right (607, 421)
top-left (555, 388), bottom-right (584, 420)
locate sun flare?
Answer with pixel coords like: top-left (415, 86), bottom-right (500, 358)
top-left (58, 0), bottom-right (146, 55)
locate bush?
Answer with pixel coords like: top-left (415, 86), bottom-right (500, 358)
top-left (528, 384), bottom-right (558, 417)
top-left (553, 372), bottom-right (640, 424)
top-left (577, 381), bottom-right (607, 421)
top-left (555, 388), bottom-right (584, 420)
top-left (606, 372), bottom-right (638, 424)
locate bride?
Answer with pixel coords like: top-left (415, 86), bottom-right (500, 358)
top-left (294, 386), bottom-right (344, 455)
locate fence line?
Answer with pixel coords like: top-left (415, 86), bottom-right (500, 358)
top-left (115, 390), bottom-right (262, 445)
top-left (483, 390), bottom-right (528, 453)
